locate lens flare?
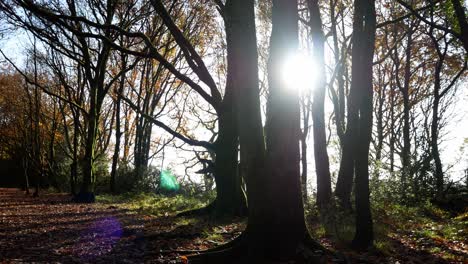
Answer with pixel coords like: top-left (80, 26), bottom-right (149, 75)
top-left (73, 216), bottom-right (123, 261)
top-left (282, 53), bottom-right (317, 92)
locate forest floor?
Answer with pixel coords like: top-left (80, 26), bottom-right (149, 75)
top-left (0, 188), bottom-right (466, 263)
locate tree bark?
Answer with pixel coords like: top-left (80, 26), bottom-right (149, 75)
top-left (307, 0), bottom-right (332, 209)
top-left (110, 78), bottom-right (123, 194)
top-left (431, 61), bottom-right (444, 199)
top-left (260, 0), bottom-right (307, 258)
top-left (212, 106), bottom-right (247, 217)
top-left (172, 1), bottom-right (327, 263)
top-left (401, 27), bottom-right (413, 203)
top-left (450, 0), bottom-right (468, 53)
top-left (330, 0), bottom-right (346, 145)
top-left (79, 87), bottom-right (100, 202)
top-left (351, 0), bottom-right (376, 249)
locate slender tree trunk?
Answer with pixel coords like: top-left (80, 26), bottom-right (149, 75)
top-left (374, 67), bottom-right (385, 180)
top-left (431, 62), bottom-right (444, 198)
top-left (22, 156), bottom-right (30, 195)
top-left (110, 53), bottom-right (127, 194)
top-left (335, 98), bottom-right (358, 209)
top-left (335, 6), bottom-right (359, 208)
top-left (300, 134), bottom-right (308, 200)
top-left (308, 0), bottom-right (332, 209)
top-left (389, 81), bottom-right (396, 174)
top-left (32, 40), bottom-right (41, 198)
top-left (110, 98), bottom-right (121, 194)
top-left (401, 28), bottom-right (413, 203)
top-left (134, 61), bottom-right (149, 181)
top-left (122, 105), bottom-right (132, 164)
top-left (330, 0), bottom-right (346, 145)
top-left (70, 113), bottom-right (79, 195)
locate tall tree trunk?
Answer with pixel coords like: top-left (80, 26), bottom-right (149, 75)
top-left (401, 27), bottom-right (413, 203)
top-left (352, 0), bottom-right (376, 249)
top-left (330, 0), bottom-right (346, 145)
top-left (110, 51), bottom-right (127, 194)
top-left (335, 95), bottom-right (358, 209)
top-left (134, 61), bottom-right (150, 181)
top-left (22, 156), bottom-right (30, 195)
top-left (110, 96), bottom-right (122, 194)
top-left (33, 40), bottom-right (41, 198)
top-left (389, 77), bottom-right (396, 174)
top-left (190, 1), bottom-right (320, 262)
top-left (374, 66), bottom-right (385, 180)
top-left (212, 107), bottom-right (246, 217)
top-left (307, 0), bottom-right (332, 209)
top-left (431, 62), bottom-right (444, 199)
top-left (260, 0), bottom-right (306, 257)
top-left (78, 85), bottom-right (100, 203)
top-left (70, 113), bottom-right (79, 196)
top-left (300, 134), bottom-right (308, 200)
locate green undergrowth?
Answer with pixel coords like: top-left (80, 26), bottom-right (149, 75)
top-left (96, 191), bottom-right (216, 217)
top-left (96, 191), bottom-right (246, 248)
top-left (372, 200), bottom-right (467, 258)
top-left (306, 198), bottom-right (467, 262)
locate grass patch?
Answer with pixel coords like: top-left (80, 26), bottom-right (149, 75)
top-left (96, 191), bottom-right (215, 217)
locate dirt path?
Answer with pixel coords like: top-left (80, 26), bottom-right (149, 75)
top-left (0, 188), bottom-right (184, 263)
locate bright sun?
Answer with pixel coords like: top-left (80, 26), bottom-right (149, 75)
top-left (282, 53), bottom-right (317, 92)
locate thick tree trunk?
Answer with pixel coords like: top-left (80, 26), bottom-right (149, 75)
top-left (351, 0), bottom-right (376, 249)
top-left (212, 109), bottom-right (247, 217)
top-left (189, 1), bottom-right (324, 262)
top-left (77, 87), bottom-right (100, 203)
top-left (259, 0), bottom-right (306, 258)
top-left (308, 0), bottom-right (332, 209)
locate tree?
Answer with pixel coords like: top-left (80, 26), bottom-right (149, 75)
top-left (145, 0), bottom-right (247, 217)
top-left (306, 0), bottom-right (332, 209)
top-left (190, 0), bottom-right (323, 262)
top-left (350, 0), bottom-right (376, 249)
top-left (396, 0), bottom-right (468, 54)
top-left (426, 9), bottom-right (467, 199)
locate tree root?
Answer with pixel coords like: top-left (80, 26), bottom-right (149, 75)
top-left (187, 236), bottom-right (245, 264)
top-left (185, 232), bottom-right (332, 264)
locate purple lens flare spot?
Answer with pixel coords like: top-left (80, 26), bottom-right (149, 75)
top-left (73, 216), bottom-right (123, 261)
